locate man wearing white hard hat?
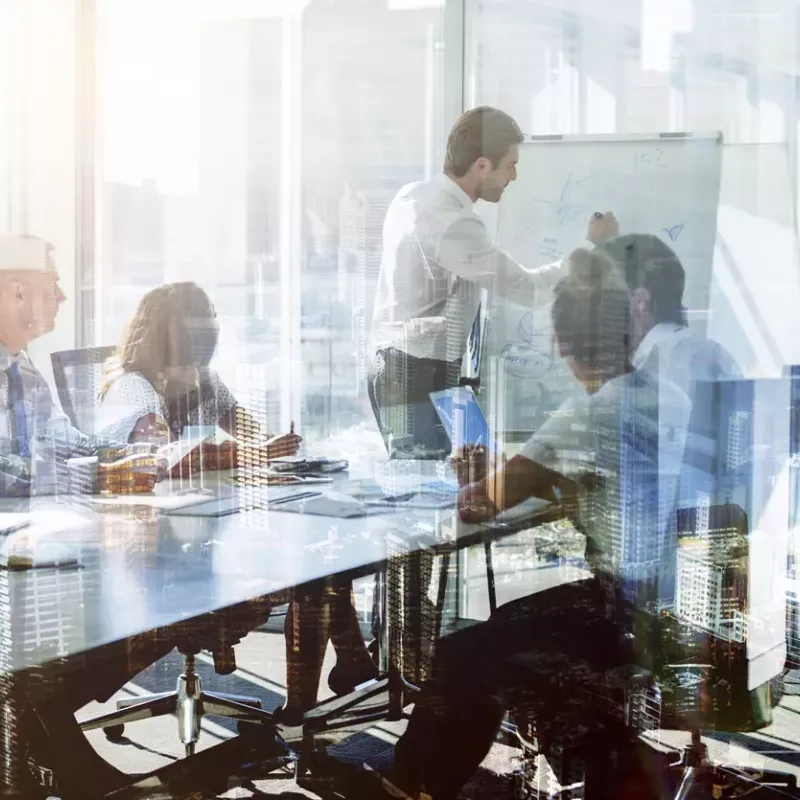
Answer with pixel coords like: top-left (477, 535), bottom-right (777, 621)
top-left (0, 236), bottom-right (173, 792)
top-left (0, 234), bottom-right (161, 495)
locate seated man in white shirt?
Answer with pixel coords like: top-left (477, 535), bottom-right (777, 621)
top-left (594, 232), bottom-right (739, 393)
top-left (595, 233), bottom-right (739, 523)
top-left (376, 249), bottom-right (689, 800)
top-left (370, 106), bottom-right (539, 458)
top-left (0, 234), bottom-right (161, 496)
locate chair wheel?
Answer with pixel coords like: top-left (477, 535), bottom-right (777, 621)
top-left (103, 724), bottom-right (125, 742)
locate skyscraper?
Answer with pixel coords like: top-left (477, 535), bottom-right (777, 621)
top-left (674, 505), bottom-right (748, 642)
top-left (338, 185), bottom-right (395, 389)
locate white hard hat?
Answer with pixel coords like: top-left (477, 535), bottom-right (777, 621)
top-left (0, 235), bottom-right (54, 271)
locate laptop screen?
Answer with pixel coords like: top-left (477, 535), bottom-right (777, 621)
top-left (429, 386), bottom-right (495, 453)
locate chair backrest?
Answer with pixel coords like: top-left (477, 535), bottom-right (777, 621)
top-left (51, 346), bottom-right (116, 435)
top-left (658, 502), bottom-right (774, 733)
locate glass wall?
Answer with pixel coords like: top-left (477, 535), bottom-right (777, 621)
top-left (2, 0), bottom-right (80, 381)
top-left (299, 0), bottom-right (445, 444)
top-left (460, 0), bottom-right (800, 620)
top-left (468, 0), bottom-right (799, 145)
top-left (95, 0), bottom-right (287, 429)
top-left (92, 0), bottom-right (446, 446)
top-left (466, 0), bottom-right (800, 404)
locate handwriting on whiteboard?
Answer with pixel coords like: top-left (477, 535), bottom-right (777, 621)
top-left (663, 223), bottom-right (686, 241)
top-left (500, 344), bottom-right (552, 378)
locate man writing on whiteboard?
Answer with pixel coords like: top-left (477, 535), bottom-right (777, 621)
top-left (370, 106), bottom-right (539, 458)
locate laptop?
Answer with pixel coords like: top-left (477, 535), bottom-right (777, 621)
top-left (429, 386), bottom-right (496, 453)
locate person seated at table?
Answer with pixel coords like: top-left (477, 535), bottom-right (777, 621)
top-left (377, 248), bottom-right (689, 800)
top-left (97, 281), bottom-right (300, 469)
top-left (0, 234), bottom-right (174, 792)
top-left (98, 281), bottom-right (378, 719)
top-left (595, 231), bottom-right (739, 390)
top-left (0, 234), bottom-right (161, 496)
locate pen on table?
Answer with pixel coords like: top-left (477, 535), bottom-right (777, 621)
top-left (0, 520), bottom-right (31, 536)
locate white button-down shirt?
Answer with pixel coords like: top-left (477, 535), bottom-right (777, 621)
top-left (372, 173), bottom-right (538, 362)
top-left (633, 322), bottom-right (740, 397)
top-left (520, 369), bottom-right (690, 606)
top-left (633, 322), bottom-right (740, 518)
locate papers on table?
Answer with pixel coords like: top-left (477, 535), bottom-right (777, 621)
top-left (160, 425), bottom-right (217, 469)
top-left (88, 492), bottom-right (215, 510)
top-left (0, 510), bottom-right (91, 570)
top-left (231, 468), bottom-right (334, 487)
top-left (271, 491), bottom-right (374, 518)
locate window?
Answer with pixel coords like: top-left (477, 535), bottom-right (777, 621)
top-left (462, 0), bottom-right (800, 618)
top-left (468, 0), bottom-right (799, 144)
top-left (91, 0), bottom-right (447, 446)
top-left (299, 0), bottom-right (446, 443)
top-left (3, 0), bottom-right (81, 380)
top-left (93, 2), bottom-right (290, 437)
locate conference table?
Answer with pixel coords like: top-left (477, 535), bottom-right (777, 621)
top-left (0, 459), bottom-right (565, 798)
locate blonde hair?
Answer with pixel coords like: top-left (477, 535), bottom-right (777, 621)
top-left (101, 282), bottom-right (216, 399)
top-left (552, 248), bottom-right (631, 372)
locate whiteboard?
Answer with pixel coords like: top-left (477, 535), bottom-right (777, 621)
top-left (481, 132), bottom-right (723, 432)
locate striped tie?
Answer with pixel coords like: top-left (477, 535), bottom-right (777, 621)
top-left (6, 362), bottom-right (30, 458)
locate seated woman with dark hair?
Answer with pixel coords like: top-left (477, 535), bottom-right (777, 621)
top-left (98, 281), bottom-right (378, 720)
top-left (98, 281), bottom-right (299, 467)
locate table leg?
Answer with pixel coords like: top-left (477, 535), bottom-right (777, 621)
top-left (0, 671), bottom-right (25, 798)
top-left (285, 583), bottom-right (332, 715)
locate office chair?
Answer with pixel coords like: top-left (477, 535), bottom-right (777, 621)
top-left (294, 542), bottom-right (453, 778)
top-left (55, 347), bottom-right (290, 757)
top-left (367, 368), bottom-right (499, 619)
top-left (514, 504), bottom-right (798, 799)
top-left (80, 599), bottom-right (278, 757)
top-left (52, 346), bottom-right (116, 434)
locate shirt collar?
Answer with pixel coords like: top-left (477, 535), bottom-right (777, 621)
top-left (632, 322), bottom-right (683, 369)
top-left (0, 341), bottom-right (28, 372)
top-left (0, 342), bottom-right (13, 371)
top-left (435, 172), bottom-right (474, 211)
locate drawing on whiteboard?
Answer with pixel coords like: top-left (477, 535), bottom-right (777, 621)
top-left (556, 202), bottom-right (582, 228)
top-left (492, 133), bottom-right (723, 426)
top-left (663, 223), bottom-right (686, 241)
top-left (554, 162), bottom-right (630, 230)
top-left (539, 237), bottom-right (561, 261)
top-left (516, 311), bottom-right (550, 350)
top-left (494, 309), bottom-right (554, 378)
top-left (499, 344), bottom-right (552, 379)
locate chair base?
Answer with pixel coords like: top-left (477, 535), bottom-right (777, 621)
top-left (80, 657), bottom-right (275, 757)
top-left (668, 728), bottom-right (797, 800)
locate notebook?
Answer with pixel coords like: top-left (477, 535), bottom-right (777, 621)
top-left (163, 487), bottom-right (315, 518)
top-left (270, 491), bottom-right (394, 518)
top-left (160, 425), bottom-right (217, 469)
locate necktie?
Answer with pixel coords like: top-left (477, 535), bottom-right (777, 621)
top-left (467, 300), bottom-right (483, 374)
top-left (6, 362), bottom-right (30, 458)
